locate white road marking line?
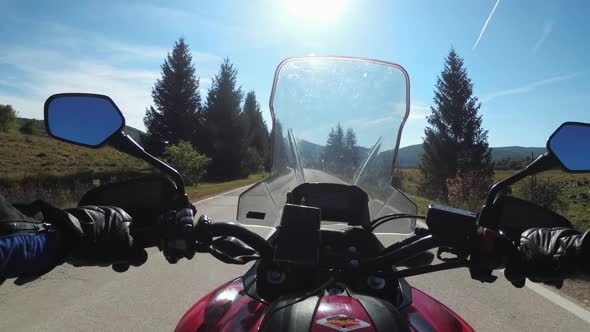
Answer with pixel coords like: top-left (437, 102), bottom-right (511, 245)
top-left (193, 184), bottom-right (254, 204)
top-left (520, 274), bottom-right (590, 323)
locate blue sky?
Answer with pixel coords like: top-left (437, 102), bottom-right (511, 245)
top-left (1, 0), bottom-right (589, 148)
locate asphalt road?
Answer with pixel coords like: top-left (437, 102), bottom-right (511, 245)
top-left (1, 186), bottom-right (589, 331)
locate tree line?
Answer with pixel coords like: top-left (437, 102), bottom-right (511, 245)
top-left (142, 38), bottom-right (270, 184)
top-left (321, 122), bottom-right (359, 177)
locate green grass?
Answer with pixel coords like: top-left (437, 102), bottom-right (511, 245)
top-left (186, 172), bottom-right (269, 202)
top-left (0, 131), bottom-right (269, 207)
top-left (399, 168), bottom-right (590, 230)
top-left (406, 194), bottom-right (430, 215)
top-left (497, 170), bottom-right (590, 230)
top-left (0, 131), bottom-right (151, 180)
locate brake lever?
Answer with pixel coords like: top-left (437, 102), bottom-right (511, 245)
top-left (436, 247), bottom-right (468, 262)
top-left (378, 260), bottom-right (469, 279)
top-left (208, 248), bottom-right (261, 265)
top-left (211, 236), bottom-right (257, 257)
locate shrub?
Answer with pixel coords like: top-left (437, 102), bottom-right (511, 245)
top-left (447, 170), bottom-right (492, 211)
top-left (240, 147), bottom-right (264, 176)
top-left (163, 140), bottom-right (209, 186)
top-left (19, 119), bottom-right (39, 135)
top-left (516, 176), bottom-right (568, 213)
top-left (0, 104), bottom-right (17, 132)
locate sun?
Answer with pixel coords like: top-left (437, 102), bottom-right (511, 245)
top-left (284, 0), bottom-right (348, 23)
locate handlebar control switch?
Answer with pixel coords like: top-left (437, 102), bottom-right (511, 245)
top-left (426, 205), bottom-right (477, 247)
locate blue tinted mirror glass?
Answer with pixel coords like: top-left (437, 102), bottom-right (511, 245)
top-left (46, 95), bottom-right (124, 147)
top-left (548, 123), bottom-right (590, 172)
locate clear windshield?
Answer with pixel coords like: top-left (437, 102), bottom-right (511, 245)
top-left (238, 57), bottom-right (417, 234)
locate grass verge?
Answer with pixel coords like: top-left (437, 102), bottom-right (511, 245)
top-left (186, 173), bottom-right (269, 202)
top-left (406, 194), bottom-right (431, 215)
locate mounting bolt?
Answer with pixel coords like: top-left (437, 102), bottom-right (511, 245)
top-left (347, 246), bottom-right (358, 254)
top-left (367, 276), bottom-right (386, 290)
top-left (266, 270), bottom-right (286, 284)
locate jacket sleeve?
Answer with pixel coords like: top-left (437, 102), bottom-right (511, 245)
top-left (0, 232), bottom-right (61, 280)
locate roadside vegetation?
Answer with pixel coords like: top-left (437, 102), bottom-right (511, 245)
top-left (401, 48), bottom-right (589, 305)
top-left (0, 37), bottom-right (270, 206)
top-left (186, 172), bottom-right (268, 202)
top-left (400, 168), bottom-right (589, 230)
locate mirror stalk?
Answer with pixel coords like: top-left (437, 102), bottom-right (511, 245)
top-left (109, 132), bottom-right (187, 199)
top-left (485, 152), bottom-right (558, 207)
top-left (478, 152), bottom-right (559, 229)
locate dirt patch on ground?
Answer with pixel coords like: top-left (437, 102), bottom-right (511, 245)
top-left (559, 277), bottom-right (590, 309)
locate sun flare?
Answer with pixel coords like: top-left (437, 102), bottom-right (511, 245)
top-left (285, 0), bottom-right (348, 23)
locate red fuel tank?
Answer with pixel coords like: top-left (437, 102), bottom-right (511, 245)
top-left (175, 278), bottom-right (474, 332)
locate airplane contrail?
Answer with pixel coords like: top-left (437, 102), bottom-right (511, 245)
top-left (473, 0), bottom-right (501, 49)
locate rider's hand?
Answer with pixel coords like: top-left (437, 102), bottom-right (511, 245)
top-left (54, 204), bottom-right (149, 272)
top-left (158, 207), bottom-right (197, 264)
top-left (22, 200), bottom-right (148, 273)
top-left (504, 227), bottom-right (590, 288)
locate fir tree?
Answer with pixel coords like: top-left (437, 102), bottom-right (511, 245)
top-left (344, 128), bottom-right (358, 167)
top-left (202, 58), bottom-right (245, 179)
top-left (143, 37), bottom-right (203, 155)
top-left (419, 48), bottom-right (493, 200)
top-left (241, 91), bottom-right (270, 171)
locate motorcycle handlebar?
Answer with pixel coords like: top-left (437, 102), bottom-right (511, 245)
top-left (135, 209), bottom-right (514, 280)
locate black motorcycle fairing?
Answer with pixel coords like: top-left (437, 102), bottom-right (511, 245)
top-left (355, 294), bottom-right (412, 332)
top-left (79, 175), bottom-right (180, 226)
top-left (493, 195), bottom-right (573, 237)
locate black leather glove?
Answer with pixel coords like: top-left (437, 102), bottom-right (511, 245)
top-left (504, 227), bottom-right (590, 288)
top-left (62, 205), bottom-right (148, 272)
top-left (23, 200), bottom-right (148, 273)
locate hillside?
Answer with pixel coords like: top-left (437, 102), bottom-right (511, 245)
top-left (16, 117), bottom-right (145, 142)
top-left (397, 144), bottom-right (546, 167)
top-left (0, 131), bottom-right (150, 181)
top-left (297, 139), bottom-right (545, 168)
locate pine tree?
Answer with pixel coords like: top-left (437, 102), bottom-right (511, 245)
top-left (241, 91), bottom-right (270, 171)
top-left (323, 122), bottom-right (345, 171)
top-left (202, 58), bottom-right (245, 179)
top-left (419, 48), bottom-right (493, 200)
top-left (344, 128), bottom-right (358, 167)
top-left (272, 120), bottom-right (289, 170)
top-left (143, 37), bottom-right (203, 155)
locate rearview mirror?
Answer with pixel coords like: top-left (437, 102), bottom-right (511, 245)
top-left (480, 121), bottom-right (590, 229)
top-left (547, 122), bottom-right (590, 172)
top-left (44, 93), bottom-right (125, 147)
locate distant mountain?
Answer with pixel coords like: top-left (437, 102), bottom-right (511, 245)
top-left (121, 125), bottom-right (144, 142)
top-left (396, 144), bottom-right (423, 167)
top-left (397, 144), bottom-right (546, 168)
top-left (491, 146), bottom-right (546, 161)
top-left (298, 139), bottom-right (324, 163)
